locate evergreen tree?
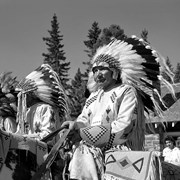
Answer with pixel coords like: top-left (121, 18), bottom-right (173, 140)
top-left (94, 24), bottom-right (126, 51)
top-left (84, 21), bottom-right (101, 59)
top-left (174, 63), bottom-right (180, 83)
top-left (70, 68), bottom-right (87, 119)
top-left (161, 57), bottom-right (174, 83)
top-left (42, 14), bottom-right (70, 89)
top-left (83, 24), bottom-right (126, 75)
top-left (81, 24), bottom-right (127, 99)
top-left (83, 21), bottom-right (101, 78)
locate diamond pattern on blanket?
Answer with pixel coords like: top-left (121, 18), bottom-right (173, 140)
top-left (117, 156), bottom-right (132, 170)
top-left (104, 151), bottom-right (160, 180)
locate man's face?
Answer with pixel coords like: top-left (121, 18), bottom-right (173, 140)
top-left (165, 140), bottom-right (174, 149)
top-left (92, 66), bottom-right (114, 90)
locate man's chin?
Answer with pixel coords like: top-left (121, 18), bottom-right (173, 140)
top-left (96, 79), bottom-right (106, 83)
top-left (97, 81), bottom-right (105, 85)
top-left (97, 82), bottom-right (106, 88)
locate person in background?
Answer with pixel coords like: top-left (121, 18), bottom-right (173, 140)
top-left (61, 36), bottom-right (175, 180)
top-left (0, 73), bottom-right (18, 133)
top-left (162, 136), bottom-right (180, 166)
top-left (176, 137), bottom-right (180, 149)
top-left (15, 64), bottom-right (70, 141)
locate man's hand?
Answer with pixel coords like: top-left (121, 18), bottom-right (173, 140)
top-left (61, 121), bottom-right (75, 131)
top-left (61, 121), bottom-right (82, 144)
top-left (23, 133), bottom-right (40, 139)
top-left (67, 129), bottom-right (82, 144)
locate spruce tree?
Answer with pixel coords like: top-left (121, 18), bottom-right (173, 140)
top-left (174, 63), bottom-right (180, 83)
top-left (83, 24), bottom-right (126, 79)
top-left (42, 14), bottom-right (70, 89)
top-left (77, 21), bottom-right (102, 98)
top-left (81, 24), bottom-right (127, 98)
top-left (83, 21), bottom-right (101, 77)
top-left (94, 24), bottom-right (126, 51)
top-left (70, 68), bottom-right (87, 119)
top-left (84, 21), bottom-right (101, 59)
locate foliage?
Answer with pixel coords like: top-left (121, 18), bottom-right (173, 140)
top-left (69, 68), bottom-right (87, 119)
top-left (83, 21), bottom-right (101, 78)
top-left (71, 24), bottom-right (127, 118)
top-left (84, 21), bottom-right (101, 59)
top-left (93, 24), bottom-right (126, 52)
top-left (83, 23), bottom-right (126, 79)
top-left (42, 14), bottom-right (70, 89)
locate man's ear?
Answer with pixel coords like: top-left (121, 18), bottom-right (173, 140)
top-left (84, 88), bottom-right (90, 98)
top-left (111, 68), bottom-right (118, 80)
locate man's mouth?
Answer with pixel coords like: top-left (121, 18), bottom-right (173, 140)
top-left (96, 77), bottom-right (106, 83)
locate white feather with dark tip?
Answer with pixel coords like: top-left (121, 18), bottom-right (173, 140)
top-left (88, 36), bottom-right (176, 118)
top-left (16, 64), bottom-right (70, 117)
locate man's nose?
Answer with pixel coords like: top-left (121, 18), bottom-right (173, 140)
top-left (96, 71), bottom-right (103, 77)
top-left (95, 69), bottom-right (102, 75)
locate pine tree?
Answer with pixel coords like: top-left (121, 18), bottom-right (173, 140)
top-left (94, 24), bottom-right (126, 51)
top-left (84, 21), bottom-right (101, 59)
top-left (83, 21), bottom-right (101, 77)
top-left (70, 68), bottom-right (87, 119)
top-left (42, 14), bottom-right (70, 89)
top-left (81, 24), bottom-right (127, 98)
top-left (83, 24), bottom-right (126, 78)
top-left (174, 63), bottom-right (180, 83)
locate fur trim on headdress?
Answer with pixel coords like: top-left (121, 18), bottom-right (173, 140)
top-left (88, 36), bottom-right (175, 117)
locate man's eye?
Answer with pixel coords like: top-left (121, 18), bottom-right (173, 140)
top-left (92, 66), bottom-right (109, 73)
top-left (92, 68), bottom-right (98, 73)
top-left (101, 68), bottom-right (107, 71)
top-left (92, 67), bottom-right (101, 73)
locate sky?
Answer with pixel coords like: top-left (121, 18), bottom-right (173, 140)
top-left (0, 0), bottom-right (179, 81)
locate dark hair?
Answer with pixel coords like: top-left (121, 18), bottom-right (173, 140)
top-left (164, 136), bottom-right (176, 145)
top-left (26, 92), bottom-right (43, 107)
top-left (115, 73), bottom-right (122, 84)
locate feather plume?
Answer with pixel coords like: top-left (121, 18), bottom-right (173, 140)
top-left (88, 35), bottom-right (176, 120)
top-left (16, 64), bottom-right (70, 117)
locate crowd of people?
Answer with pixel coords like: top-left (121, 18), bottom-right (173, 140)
top-left (0, 35), bottom-right (178, 179)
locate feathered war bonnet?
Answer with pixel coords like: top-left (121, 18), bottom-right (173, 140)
top-left (87, 36), bottom-right (175, 118)
top-left (16, 64), bottom-right (70, 132)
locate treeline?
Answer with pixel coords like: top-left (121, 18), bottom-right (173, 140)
top-left (1, 14), bottom-right (180, 119)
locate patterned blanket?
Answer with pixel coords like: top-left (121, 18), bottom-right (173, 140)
top-left (0, 129), bottom-right (51, 180)
top-left (104, 150), bottom-right (161, 180)
top-left (2, 128), bottom-right (180, 180)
